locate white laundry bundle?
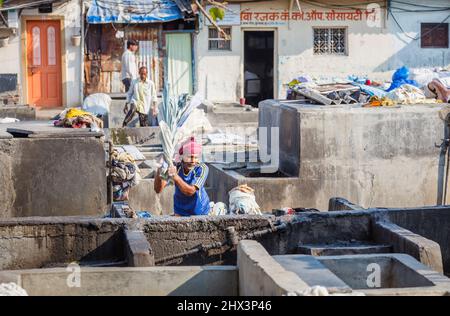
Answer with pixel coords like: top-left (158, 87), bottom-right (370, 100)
top-left (0, 117), bottom-right (19, 124)
top-left (228, 184), bottom-right (262, 215)
top-left (208, 202), bottom-right (228, 216)
top-left (82, 93), bottom-right (112, 116)
top-left (385, 84), bottom-right (427, 104)
top-left (0, 283), bottom-right (28, 296)
top-left (286, 286), bottom-right (330, 296)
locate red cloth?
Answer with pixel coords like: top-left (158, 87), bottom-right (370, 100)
top-left (179, 137), bottom-right (202, 156)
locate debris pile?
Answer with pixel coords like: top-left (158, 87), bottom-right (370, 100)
top-left (287, 66), bottom-right (450, 106)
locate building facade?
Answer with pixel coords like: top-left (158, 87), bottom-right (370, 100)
top-left (195, 0), bottom-right (450, 103)
top-left (1, 0), bottom-right (448, 108)
top-left (0, 0), bottom-right (83, 108)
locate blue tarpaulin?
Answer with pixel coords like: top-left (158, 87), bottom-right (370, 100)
top-left (87, 0), bottom-right (183, 24)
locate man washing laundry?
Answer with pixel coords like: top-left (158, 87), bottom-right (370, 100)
top-left (154, 138), bottom-right (210, 216)
top-left (123, 66), bottom-right (158, 127)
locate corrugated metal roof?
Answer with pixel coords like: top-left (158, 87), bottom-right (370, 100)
top-left (87, 0), bottom-right (184, 24)
top-left (173, 0), bottom-right (193, 15)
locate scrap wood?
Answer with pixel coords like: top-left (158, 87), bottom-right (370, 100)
top-left (291, 86), bottom-right (333, 105)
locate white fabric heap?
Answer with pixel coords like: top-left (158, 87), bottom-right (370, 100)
top-left (229, 185), bottom-right (262, 215)
top-left (209, 202), bottom-right (228, 216)
top-left (0, 283), bottom-right (28, 296)
top-left (286, 286), bottom-right (329, 296)
top-left (82, 93), bottom-right (112, 116)
top-left (385, 84), bottom-right (427, 104)
top-left (0, 117), bottom-right (19, 124)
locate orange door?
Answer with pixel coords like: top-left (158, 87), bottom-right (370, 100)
top-left (26, 20), bottom-right (62, 108)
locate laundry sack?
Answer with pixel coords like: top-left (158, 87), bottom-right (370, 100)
top-left (229, 185), bottom-right (262, 215)
top-left (82, 93), bottom-right (112, 116)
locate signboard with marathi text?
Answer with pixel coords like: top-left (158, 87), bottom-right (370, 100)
top-left (240, 8), bottom-right (380, 26)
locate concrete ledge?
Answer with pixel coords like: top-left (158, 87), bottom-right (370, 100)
top-left (237, 240), bottom-right (309, 296)
top-left (373, 221), bottom-right (444, 273)
top-left (297, 243), bottom-right (392, 256)
top-left (104, 127), bottom-right (161, 145)
top-left (328, 197), bottom-right (365, 211)
top-left (0, 106), bottom-right (36, 121)
top-left (124, 230), bottom-right (155, 267)
top-left (0, 266), bottom-right (238, 296)
top-left (0, 131), bottom-right (12, 139)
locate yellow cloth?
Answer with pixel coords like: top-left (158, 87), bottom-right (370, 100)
top-left (65, 108), bottom-right (91, 119)
top-left (136, 81), bottom-right (148, 114)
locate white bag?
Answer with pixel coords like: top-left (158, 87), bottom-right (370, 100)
top-left (83, 93), bottom-right (112, 116)
top-left (229, 187), bottom-right (261, 215)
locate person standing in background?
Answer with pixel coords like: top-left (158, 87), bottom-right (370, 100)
top-left (122, 40), bottom-right (139, 115)
top-left (123, 66), bottom-right (158, 127)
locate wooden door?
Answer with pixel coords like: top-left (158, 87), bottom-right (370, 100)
top-left (26, 20), bottom-right (62, 107)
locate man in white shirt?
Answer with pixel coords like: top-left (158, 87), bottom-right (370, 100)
top-left (121, 40), bottom-right (138, 92)
top-left (123, 66), bottom-right (158, 127)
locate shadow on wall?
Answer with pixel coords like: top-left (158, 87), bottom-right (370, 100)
top-left (168, 267), bottom-right (238, 296)
top-left (373, 22), bottom-right (450, 73)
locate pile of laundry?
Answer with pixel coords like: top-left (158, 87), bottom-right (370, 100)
top-left (53, 108), bottom-right (104, 129)
top-left (110, 150), bottom-right (140, 201)
top-left (287, 65), bottom-right (450, 107)
top-left (0, 283), bottom-right (28, 296)
top-left (209, 184), bottom-right (262, 216)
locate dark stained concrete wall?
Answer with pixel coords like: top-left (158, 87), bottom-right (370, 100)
top-left (378, 207), bottom-right (450, 276)
top-left (0, 137), bottom-right (107, 218)
top-left (0, 217), bottom-right (126, 270)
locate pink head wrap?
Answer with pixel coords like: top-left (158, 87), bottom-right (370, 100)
top-left (179, 137), bottom-right (202, 156)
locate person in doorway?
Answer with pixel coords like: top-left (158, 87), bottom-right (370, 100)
top-left (122, 66), bottom-right (158, 127)
top-left (154, 138), bottom-right (210, 216)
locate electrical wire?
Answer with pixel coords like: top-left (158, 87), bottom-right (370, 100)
top-left (389, 9), bottom-right (450, 41)
top-left (299, 0), bottom-right (387, 11)
top-left (390, 6), bottom-right (450, 13)
top-left (392, 0), bottom-right (450, 10)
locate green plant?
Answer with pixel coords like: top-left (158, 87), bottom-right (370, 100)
top-left (209, 7), bottom-right (225, 22)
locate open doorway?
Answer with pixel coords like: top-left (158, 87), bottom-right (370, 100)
top-left (243, 31), bottom-right (274, 107)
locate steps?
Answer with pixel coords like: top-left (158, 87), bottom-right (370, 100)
top-left (296, 241), bottom-right (393, 256)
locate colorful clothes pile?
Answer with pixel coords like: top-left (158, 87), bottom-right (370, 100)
top-left (54, 108), bottom-right (104, 129)
top-left (111, 150), bottom-right (140, 201)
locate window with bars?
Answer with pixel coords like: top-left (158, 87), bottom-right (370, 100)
top-left (313, 28), bottom-right (347, 55)
top-left (208, 27), bottom-right (231, 51)
top-left (421, 23), bottom-right (449, 48)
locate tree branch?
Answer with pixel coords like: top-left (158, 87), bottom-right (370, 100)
top-left (195, 0), bottom-right (230, 40)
